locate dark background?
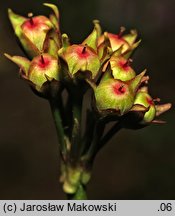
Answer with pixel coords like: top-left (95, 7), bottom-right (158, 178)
top-left (0, 0), bottom-right (175, 199)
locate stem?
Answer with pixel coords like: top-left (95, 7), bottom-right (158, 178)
top-left (80, 109), bottom-right (96, 156)
top-left (82, 118), bottom-right (105, 163)
top-left (69, 92), bottom-right (83, 162)
top-left (49, 98), bottom-right (67, 160)
top-left (67, 184), bottom-right (87, 200)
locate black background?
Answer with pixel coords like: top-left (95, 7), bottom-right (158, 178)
top-left (0, 0), bottom-right (175, 199)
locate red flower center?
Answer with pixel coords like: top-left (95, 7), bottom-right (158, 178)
top-left (38, 56), bottom-right (50, 69)
top-left (76, 46), bottom-right (90, 59)
top-left (23, 17), bottom-right (40, 30)
top-left (118, 59), bottom-right (130, 71)
top-left (113, 83), bottom-right (126, 95)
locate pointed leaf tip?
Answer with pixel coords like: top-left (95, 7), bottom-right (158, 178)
top-left (43, 3), bottom-right (59, 18)
top-left (156, 103), bottom-right (172, 117)
top-left (8, 8), bottom-right (27, 30)
top-left (93, 19), bottom-right (102, 37)
top-left (4, 53), bottom-right (30, 75)
top-left (61, 33), bottom-right (70, 48)
top-left (130, 69), bottom-right (146, 93)
top-left (4, 53), bottom-right (11, 59)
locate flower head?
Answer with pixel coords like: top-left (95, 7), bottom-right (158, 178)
top-left (8, 3), bottom-right (61, 59)
top-left (5, 53), bottom-right (60, 93)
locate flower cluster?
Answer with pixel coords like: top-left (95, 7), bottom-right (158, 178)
top-left (5, 3), bottom-right (171, 199)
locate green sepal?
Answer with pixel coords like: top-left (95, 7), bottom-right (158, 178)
top-left (123, 39), bottom-right (141, 59)
top-left (8, 8), bottom-right (26, 31)
top-left (144, 105), bottom-right (156, 123)
top-left (43, 3), bottom-right (60, 30)
top-left (82, 20), bottom-right (101, 51)
top-left (123, 29), bottom-right (138, 45)
top-left (44, 36), bottom-right (59, 58)
top-left (100, 61), bottom-right (113, 82)
top-left (97, 41), bottom-right (111, 63)
top-left (129, 70), bottom-right (146, 93)
top-left (4, 53), bottom-right (30, 75)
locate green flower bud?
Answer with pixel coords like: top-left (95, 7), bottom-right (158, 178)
top-left (94, 71), bottom-right (145, 115)
top-left (21, 16), bottom-right (53, 50)
top-left (8, 8), bottom-right (55, 58)
top-left (110, 56), bottom-right (135, 81)
top-left (28, 54), bottom-right (60, 89)
top-left (95, 79), bottom-right (134, 115)
top-left (58, 44), bottom-right (101, 79)
top-left (5, 53), bottom-right (60, 92)
top-left (98, 27), bottom-right (140, 56)
top-left (134, 90), bottom-right (156, 123)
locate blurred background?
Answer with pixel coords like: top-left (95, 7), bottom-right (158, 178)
top-left (0, 0), bottom-right (175, 199)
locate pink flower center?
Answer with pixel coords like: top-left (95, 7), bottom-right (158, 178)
top-left (76, 46), bottom-right (90, 59)
top-left (38, 56), bottom-right (50, 69)
top-left (23, 17), bottom-right (41, 30)
top-left (118, 59), bottom-right (130, 71)
top-left (113, 83), bottom-right (126, 95)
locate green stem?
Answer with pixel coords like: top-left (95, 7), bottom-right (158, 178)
top-left (49, 98), bottom-right (67, 160)
top-left (80, 109), bottom-right (96, 156)
top-left (67, 184), bottom-right (87, 200)
top-left (82, 118), bottom-right (105, 163)
top-left (69, 92), bottom-right (83, 162)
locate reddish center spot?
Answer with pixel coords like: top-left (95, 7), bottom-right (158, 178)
top-left (23, 18), bottom-right (40, 30)
top-left (38, 56), bottom-right (50, 69)
top-left (118, 60), bottom-right (130, 71)
top-left (76, 46), bottom-right (90, 59)
top-left (146, 97), bottom-right (154, 106)
top-left (113, 83), bottom-right (126, 95)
